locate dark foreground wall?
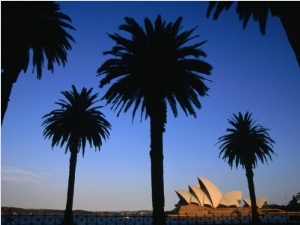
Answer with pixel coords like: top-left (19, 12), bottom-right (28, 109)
top-left (1, 212), bottom-right (300, 225)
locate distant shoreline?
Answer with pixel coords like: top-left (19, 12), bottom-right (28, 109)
top-left (1, 207), bottom-right (153, 216)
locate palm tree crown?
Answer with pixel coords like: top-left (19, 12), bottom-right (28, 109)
top-left (42, 85), bottom-right (111, 156)
top-left (1, 1), bottom-right (75, 78)
top-left (98, 15), bottom-right (212, 121)
top-left (217, 111), bottom-right (276, 169)
top-left (206, 1), bottom-right (300, 66)
top-left (1, 1), bottom-right (75, 125)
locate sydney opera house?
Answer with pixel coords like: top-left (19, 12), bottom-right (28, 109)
top-left (174, 177), bottom-right (267, 216)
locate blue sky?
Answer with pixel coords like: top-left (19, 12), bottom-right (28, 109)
top-left (1, 1), bottom-right (299, 211)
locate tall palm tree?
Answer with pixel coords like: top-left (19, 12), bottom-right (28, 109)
top-left (206, 1), bottom-right (300, 67)
top-left (42, 85), bottom-right (111, 225)
top-left (217, 112), bottom-right (276, 224)
top-left (1, 1), bottom-right (75, 125)
top-left (97, 15), bottom-right (212, 225)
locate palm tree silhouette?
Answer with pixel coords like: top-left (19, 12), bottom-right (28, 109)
top-left (42, 85), bottom-right (111, 225)
top-left (216, 111), bottom-right (276, 224)
top-left (206, 1), bottom-right (300, 67)
top-left (97, 15), bottom-right (212, 225)
top-left (1, 1), bottom-right (75, 125)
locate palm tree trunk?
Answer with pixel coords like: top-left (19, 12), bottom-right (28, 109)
top-left (1, 69), bottom-right (20, 125)
top-left (245, 165), bottom-right (261, 225)
top-left (61, 150), bottom-right (77, 225)
top-left (149, 113), bottom-right (166, 225)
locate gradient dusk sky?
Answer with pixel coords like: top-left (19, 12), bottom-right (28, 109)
top-left (1, 1), bottom-right (299, 212)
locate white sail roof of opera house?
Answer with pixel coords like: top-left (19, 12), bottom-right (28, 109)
top-left (189, 185), bottom-right (213, 207)
top-left (198, 177), bottom-right (223, 208)
top-left (175, 190), bottom-right (192, 204)
top-left (243, 197), bottom-right (267, 208)
top-left (175, 176), bottom-right (267, 209)
top-left (219, 191), bottom-right (242, 207)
